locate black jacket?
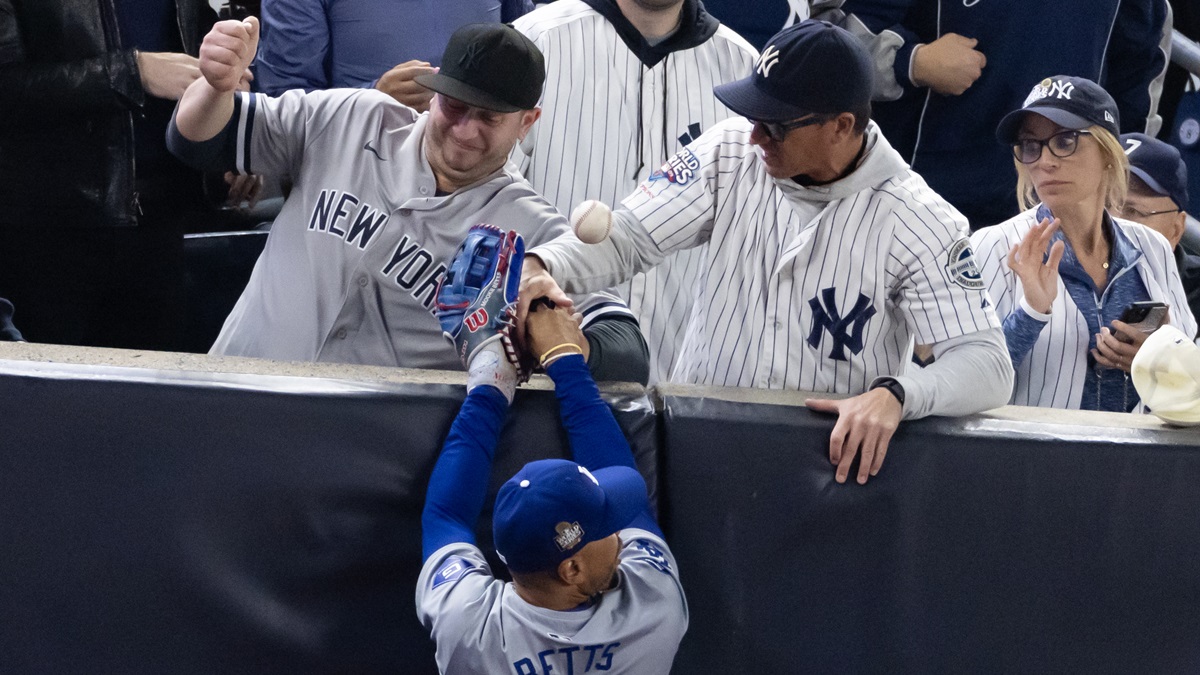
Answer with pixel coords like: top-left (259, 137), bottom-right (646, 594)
top-left (0, 0), bottom-right (209, 228)
top-left (0, 296), bottom-right (20, 340)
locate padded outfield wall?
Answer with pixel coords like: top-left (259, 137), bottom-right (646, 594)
top-left (1, 345), bottom-right (1198, 674)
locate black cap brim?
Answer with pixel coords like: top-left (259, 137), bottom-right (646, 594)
top-left (996, 107), bottom-right (1095, 144)
top-left (714, 77), bottom-right (812, 123)
top-left (415, 72), bottom-right (521, 113)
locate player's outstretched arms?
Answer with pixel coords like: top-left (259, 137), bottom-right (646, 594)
top-left (421, 384), bottom-right (510, 560)
top-left (423, 226), bottom-right (527, 559)
top-left (175, 17), bottom-right (259, 142)
top-left (806, 389), bottom-right (902, 485)
top-left (527, 304), bottom-right (661, 534)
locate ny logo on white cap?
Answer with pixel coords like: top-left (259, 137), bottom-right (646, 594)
top-left (757, 45), bottom-right (781, 78)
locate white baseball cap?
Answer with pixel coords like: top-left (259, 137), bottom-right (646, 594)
top-left (1131, 325), bottom-right (1200, 426)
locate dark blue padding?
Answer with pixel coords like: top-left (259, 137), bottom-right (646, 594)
top-left (181, 230), bottom-right (269, 353)
top-left (0, 364), bottom-right (657, 674)
top-left (660, 394), bottom-right (1200, 674)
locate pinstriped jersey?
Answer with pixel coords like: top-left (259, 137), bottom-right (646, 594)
top-left (210, 88), bottom-right (632, 369)
top-left (535, 117), bottom-right (1000, 391)
top-left (970, 208), bottom-right (1197, 409)
top-left (513, 0), bottom-right (758, 383)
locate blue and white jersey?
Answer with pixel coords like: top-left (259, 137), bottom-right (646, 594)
top-left (533, 117), bottom-right (1000, 392)
top-left (416, 529), bottom-right (688, 675)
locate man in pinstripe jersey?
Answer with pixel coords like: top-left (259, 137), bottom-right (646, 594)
top-left (512, 0), bottom-right (759, 383)
top-left (519, 20), bottom-right (1013, 484)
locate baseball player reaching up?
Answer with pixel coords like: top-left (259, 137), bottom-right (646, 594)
top-left (419, 226), bottom-right (687, 675)
top-left (518, 20), bottom-right (1014, 484)
top-left (167, 19), bottom-right (649, 382)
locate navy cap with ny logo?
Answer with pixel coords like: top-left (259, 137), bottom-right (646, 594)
top-left (713, 20), bottom-right (874, 124)
top-left (996, 75), bottom-right (1120, 144)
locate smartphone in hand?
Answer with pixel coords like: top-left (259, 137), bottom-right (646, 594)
top-left (1117, 301), bottom-right (1168, 342)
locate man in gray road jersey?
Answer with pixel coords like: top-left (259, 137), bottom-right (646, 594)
top-left (168, 19), bottom-right (649, 381)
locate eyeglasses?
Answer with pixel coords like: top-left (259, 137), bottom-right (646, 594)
top-left (751, 115), bottom-right (831, 142)
top-left (1118, 205), bottom-right (1182, 219)
top-left (1012, 130), bottom-right (1093, 164)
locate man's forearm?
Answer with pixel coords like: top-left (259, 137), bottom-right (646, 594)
top-left (175, 78), bottom-right (236, 142)
top-left (890, 327), bottom-right (1013, 419)
top-left (532, 207), bottom-right (666, 294)
top-left (583, 315), bottom-right (650, 384)
top-left (546, 355), bottom-right (661, 535)
top-left (421, 386), bottom-right (509, 560)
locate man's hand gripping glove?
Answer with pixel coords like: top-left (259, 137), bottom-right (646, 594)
top-left (435, 224), bottom-right (527, 401)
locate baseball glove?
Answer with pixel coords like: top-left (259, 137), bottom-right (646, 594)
top-left (435, 224), bottom-right (527, 379)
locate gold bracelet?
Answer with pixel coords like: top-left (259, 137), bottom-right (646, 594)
top-left (541, 351), bottom-right (584, 368)
top-left (539, 343), bottom-right (583, 366)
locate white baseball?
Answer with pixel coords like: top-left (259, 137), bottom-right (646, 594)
top-left (569, 199), bottom-right (612, 244)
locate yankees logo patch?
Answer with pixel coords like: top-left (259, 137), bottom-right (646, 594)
top-left (431, 555), bottom-right (476, 589)
top-left (649, 148), bottom-right (700, 185)
top-left (944, 238), bottom-right (985, 290)
top-left (807, 288), bottom-right (876, 361)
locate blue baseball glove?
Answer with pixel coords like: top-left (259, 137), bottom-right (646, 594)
top-left (435, 224), bottom-right (527, 380)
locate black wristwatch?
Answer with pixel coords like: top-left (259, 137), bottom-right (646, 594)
top-left (871, 377), bottom-right (905, 406)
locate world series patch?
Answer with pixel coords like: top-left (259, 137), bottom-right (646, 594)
top-left (945, 238), bottom-right (985, 290)
top-left (648, 148), bottom-right (700, 185)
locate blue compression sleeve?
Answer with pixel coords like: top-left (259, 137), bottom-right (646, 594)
top-left (421, 386), bottom-right (509, 560)
top-left (1002, 306), bottom-right (1049, 367)
top-left (546, 354), bottom-right (661, 535)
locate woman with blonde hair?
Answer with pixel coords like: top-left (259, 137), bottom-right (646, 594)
top-left (971, 75), bottom-right (1196, 411)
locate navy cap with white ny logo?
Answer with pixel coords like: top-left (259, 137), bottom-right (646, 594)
top-left (996, 75), bottom-right (1120, 143)
top-left (713, 20), bottom-right (873, 124)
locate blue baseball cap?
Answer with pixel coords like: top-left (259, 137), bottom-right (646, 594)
top-left (1121, 132), bottom-right (1189, 210)
top-left (713, 20), bottom-right (873, 124)
top-left (997, 75), bottom-right (1120, 143)
top-left (493, 459), bottom-right (647, 574)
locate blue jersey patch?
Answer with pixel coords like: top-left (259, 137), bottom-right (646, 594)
top-left (432, 555), bottom-right (476, 589)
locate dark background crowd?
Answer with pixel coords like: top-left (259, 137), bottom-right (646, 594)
top-left (1, 0), bottom-right (1198, 372)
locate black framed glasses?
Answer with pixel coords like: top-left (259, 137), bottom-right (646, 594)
top-left (1012, 130), bottom-right (1093, 164)
top-left (751, 115), bottom-right (831, 142)
top-left (1118, 204), bottom-right (1182, 219)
